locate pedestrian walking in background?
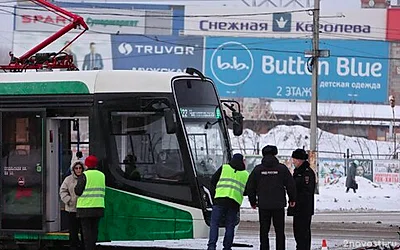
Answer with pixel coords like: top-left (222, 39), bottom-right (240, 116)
top-left (346, 160), bottom-right (358, 193)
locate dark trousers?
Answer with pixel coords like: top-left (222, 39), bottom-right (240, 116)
top-left (346, 187), bottom-right (356, 193)
top-left (207, 205), bottom-right (238, 250)
top-left (80, 217), bottom-right (100, 250)
top-left (259, 208), bottom-right (285, 250)
top-left (293, 215), bottom-right (312, 250)
top-left (68, 212), bottom-right (84, 250)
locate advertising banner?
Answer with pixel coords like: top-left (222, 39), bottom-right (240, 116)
top-left (205, 37), bottom-right (389, 103)
top-left (0, 10), bottom-right (13, 64)
top-left (348, 159), bottom-right (373, 181)
top-left (373, 160), bottom-right (400, 183)
top-left (14, 6), bottom-right (145, 34)
top-left (12, 32), bottom-right (113, 71)
top-left (319, 158), bottom-right (346, 185)
top-left (185, 7), bottom-right (386, 40)
top-left (111, 35), bottom-right (203, 72)
top-left (387, 8), bottom-right (400, 41)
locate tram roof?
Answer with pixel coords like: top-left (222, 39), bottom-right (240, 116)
top-left (0, 70), bottom-right (188, 95)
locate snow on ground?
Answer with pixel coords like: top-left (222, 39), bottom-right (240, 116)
top-left (230, 125), bottom-right (395, 158)
top-left (315, 176), bottom-right (400, 212)
top-left (228, 125), bottom-right (400, 212)
top-left (239, 177), bottom-right (400, 214)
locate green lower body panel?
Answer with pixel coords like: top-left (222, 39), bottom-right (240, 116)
top-left (9, 187), bottom-right (194, 243)
top-left (98, 187), bottom-right (194, 241)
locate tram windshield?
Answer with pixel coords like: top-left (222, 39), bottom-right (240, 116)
top-left (173, 79), bottom-right (229, 177)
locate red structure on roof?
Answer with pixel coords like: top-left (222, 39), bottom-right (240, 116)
top-left (0, 0), bottom-right (88, 72)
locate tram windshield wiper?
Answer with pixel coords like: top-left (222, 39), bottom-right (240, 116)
top-left (205, 120), bottom-right (219, 129)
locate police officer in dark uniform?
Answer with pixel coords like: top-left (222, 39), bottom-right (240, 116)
top-left (247, 145), bottom-right (296, 250)
top-left (290, 149), bottom-right (315, 250)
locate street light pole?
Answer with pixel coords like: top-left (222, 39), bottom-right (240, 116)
top-left (390, 95), bottom-right (396, 159)
top-left (310, 0), bottom-right (320, 194)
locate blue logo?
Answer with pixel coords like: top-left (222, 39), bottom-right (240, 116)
top-left (210, 41), bottom-right (254, 86)
top-left (272, 13), bottom-right (291, 32)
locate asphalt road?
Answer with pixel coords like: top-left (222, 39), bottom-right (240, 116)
top-left (238, 212), bottom-right (400, 249)
top-left (241, 210), bottom-right (400, 226)
top-left (98, 212), bottom-right (400, 250)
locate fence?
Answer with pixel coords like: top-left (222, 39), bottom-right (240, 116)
top-left (233, 146), bottom-right (398, 160)
top-left (243, 154), bottom-right (400, 185)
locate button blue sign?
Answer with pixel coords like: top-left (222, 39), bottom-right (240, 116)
top-left (205, 37), bottom-right (389, 103)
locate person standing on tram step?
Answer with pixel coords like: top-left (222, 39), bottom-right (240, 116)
top-left (246, 145), bottom-right (296, 250)
top-left (291, 149), bottom-right (316, 250)
top-left (60, 161), bottom-right (86, 250)
top-left (207, 153), bottom-right (249, 250)
top-left (75, 155), bottom-right (105, 250)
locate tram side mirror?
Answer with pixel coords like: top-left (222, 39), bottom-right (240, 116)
top-left (164, 108), bottom-right (176, 134)
top-left (232, 111), bottom-right (243, 136)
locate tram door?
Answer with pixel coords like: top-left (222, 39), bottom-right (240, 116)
top-left (0, 110), bottom-right (46, 231)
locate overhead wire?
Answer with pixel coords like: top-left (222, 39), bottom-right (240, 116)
top-left (0, 3), bottom-right (397, 63)
top-left (0, 7), bottom-right (319, 37)
top-left (3, 3), bottom-right (400, 40)
top-left (0, 3), bottom-right (315, 18)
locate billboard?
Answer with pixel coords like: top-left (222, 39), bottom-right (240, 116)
top-left (185, 7), bottom-right (386, 40)
top-left (348, 159), bottom-right (373, 181)
top-left (14, 6), bottom-right (146, 34)
top-left (12, 32), bottom-right (113, 71)
top-left (319, 158), bottom-right (346, 185)
top-left (111, 35), bottom-right (203, 72)
top-left (386, 8), bottom-right (400, 41)
top-left (373, 160), bottom-right (400, 183)
top-left (0, 7), bottom-right (13, 64)
top-left (205, 37), bottom-right (389, 103)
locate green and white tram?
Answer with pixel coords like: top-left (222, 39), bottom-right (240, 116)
top-left (0, 68), bottom-right (243, 248)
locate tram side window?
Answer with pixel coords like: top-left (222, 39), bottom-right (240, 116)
top-left (110, 111), bottom-right (185, 182)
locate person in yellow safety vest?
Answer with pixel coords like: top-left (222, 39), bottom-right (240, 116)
top-left (75, 155), bottom-right (105, 250)
top-left (207, 153), bottom-right (249, 250)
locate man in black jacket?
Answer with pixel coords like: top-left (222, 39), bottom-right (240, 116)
top-left (291, 149), bottom-right (315, 250)
top-left (246, 145), bottom-right (296, 250)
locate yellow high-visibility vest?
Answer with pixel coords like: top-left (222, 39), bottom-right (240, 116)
top-left (215, 164), bottom-right (249, 205)
top-left (76, 170), bottom-right (105, 208)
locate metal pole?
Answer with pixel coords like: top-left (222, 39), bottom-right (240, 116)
top-left (390, 95), bottom-right (396, 159)
top-left (393, 108), bottom-right (396, 159)
top-left (310, 0), bottom-right (320, 194)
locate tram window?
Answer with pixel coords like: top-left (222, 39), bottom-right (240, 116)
top-left (110, 111), bottom-right (185, 182)
top-left (70, 118), bottom-right (89, 160)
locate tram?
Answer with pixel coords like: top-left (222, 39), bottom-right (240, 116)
top-left (0, 68), bottom-right (243, 248)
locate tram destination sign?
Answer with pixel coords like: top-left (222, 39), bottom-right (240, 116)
top-left (180, 106), bottom-right (221, 119)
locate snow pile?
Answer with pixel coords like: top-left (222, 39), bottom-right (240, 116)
top-left (240, 176), bottom-right (400, 212)
top-left (229, 125), bottom-right (400, 212)
top-left (230, 125), bottom-right (395, 158)
top-left (316, 176), bottom-right (400, 212)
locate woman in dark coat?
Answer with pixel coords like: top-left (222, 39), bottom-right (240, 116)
top-left (346, 160), bottom-right (358, 193)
